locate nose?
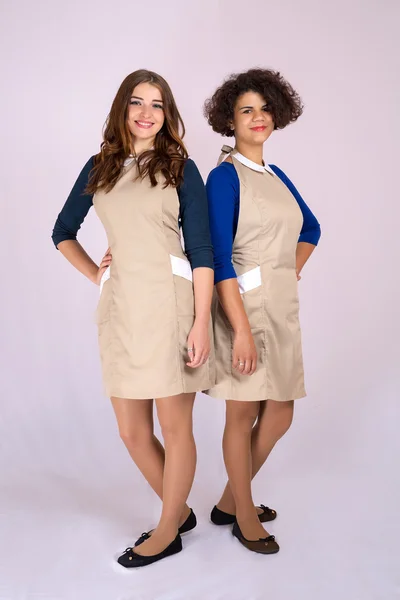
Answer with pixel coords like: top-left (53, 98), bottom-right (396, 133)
top-left (252, 111), bottom-right (265, 122)
top-left (140, 104), bottom-right (152, 119)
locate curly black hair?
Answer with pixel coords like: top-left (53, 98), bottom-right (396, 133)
top-left (204, 68), bottom-right (304, 136)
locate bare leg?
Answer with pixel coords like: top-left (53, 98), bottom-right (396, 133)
top-left (222, 400), bottom-right (268, 540)
top-left (217, 399), bottom-right (294, 515)
top-left (111, 397), bottom-right (191, 526)
top-left (134, 392), bottom-right (196, 556)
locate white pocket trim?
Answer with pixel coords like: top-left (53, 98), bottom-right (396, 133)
top-left (170, 255), bottom-right (193, 282)
top-left (237, 266), bottom-right (262, 294)
top-left (99, 267), bottom-right (110, 294)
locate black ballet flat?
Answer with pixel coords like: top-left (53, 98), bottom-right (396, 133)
top-left (117, 534), bottom-right (182, 568)
top-left (232, 521), bottom-right (280, 555)
top-left (179, 508), bottom-right (197, 534)
top-left (135, 508), bottom-right (197, 547)
top-left (211, 504), bottom-right (277, 526)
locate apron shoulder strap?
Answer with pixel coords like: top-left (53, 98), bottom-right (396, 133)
top-left (217, 145), bottom-right (234, 166)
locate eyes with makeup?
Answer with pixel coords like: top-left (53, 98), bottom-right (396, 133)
top-left (241, 105), bottom-right (271, 115)
top-left (129, 99), bottom-right (164, 110)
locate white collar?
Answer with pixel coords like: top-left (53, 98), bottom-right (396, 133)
top-left (124, 146), bottom-right (156, 167)
top-left (124, 155), bottom-right (136, 167)
top-left (233, 151), bottom-right (275, 175)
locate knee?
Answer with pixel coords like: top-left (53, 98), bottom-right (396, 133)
top-left (119, 426), bottom-right (153, 451)
top-left (160, 419), bottom-right (193, 444)
top-left (226, 404), bottom-right (259, 435)
top-left (270, 401), bottom-right (294, 440)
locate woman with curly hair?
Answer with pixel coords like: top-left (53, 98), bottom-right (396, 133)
top-left (52, 70), bottom-right (215, 568)
top-left (204, 68), bottom-right (321, 554)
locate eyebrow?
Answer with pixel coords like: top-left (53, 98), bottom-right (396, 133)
top-left (130, 95), bottom-right (164, 103)
top-left (238, 103), bottom-right (268, 110)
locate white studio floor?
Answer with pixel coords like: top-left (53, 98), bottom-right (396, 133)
top-left (1, 395), bottom-right (399, 600)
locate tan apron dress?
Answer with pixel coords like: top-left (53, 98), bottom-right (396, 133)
top-left (205, 148), bottom-right (306, 402)
top-left (93, 159), bottom-right (215, 399)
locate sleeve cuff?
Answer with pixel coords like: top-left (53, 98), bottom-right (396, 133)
top-left (298, 227), bottom-right (321, 246)
top-left (187, 248), bottom-right (214, 270)
top-left (51, 233), bottom-right (77, 248)
top-left (214, 265), bottom-right (237, 284)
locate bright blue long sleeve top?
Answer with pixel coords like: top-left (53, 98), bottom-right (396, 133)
top-left (206, 162), bottom-right (321, 284)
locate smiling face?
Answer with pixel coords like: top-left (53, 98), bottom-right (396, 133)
top-left (127, 82), bottom-right (165, 148)
top-left (231, 91), bottom-right (274, 146)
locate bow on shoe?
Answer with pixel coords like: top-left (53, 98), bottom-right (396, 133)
top-left (135, 531), bottom-right (151, 546)
top-left (261, 535), bottom-right (276, 542)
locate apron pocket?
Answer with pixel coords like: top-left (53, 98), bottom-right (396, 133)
top-left (241, 286), bottom-right (263, 329)
top-left (170, 255), bottom-right (195, 317)
top-left (95, 268), bottom-right (112, 324)
top-left (237, 267), bottom-right (263, 328)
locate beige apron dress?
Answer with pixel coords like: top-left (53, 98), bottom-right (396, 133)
top-left (205, 148), bottom-right (306, 402)
top-left (93, 158), bottom-right (215, 399)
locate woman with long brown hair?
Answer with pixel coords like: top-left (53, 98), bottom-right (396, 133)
top-left (52, 70), bottom-right (215, 568)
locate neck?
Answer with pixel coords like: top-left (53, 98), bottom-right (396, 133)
top-left (131, 137), bottom-right (155, 156)
top-left (234, 141), bottom-right (263, 166)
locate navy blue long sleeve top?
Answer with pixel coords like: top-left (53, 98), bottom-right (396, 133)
top-left (52, 157), bottom-right (214, 270)
top-left (206, 162), bottom-right (321, 284)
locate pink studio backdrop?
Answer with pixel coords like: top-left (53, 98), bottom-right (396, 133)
top-left (0, 0), bottom-right (399, 598)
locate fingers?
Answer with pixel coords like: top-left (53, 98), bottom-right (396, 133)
top-left (234, 356), bottom-right (246, 374)
top-left (100, 254), bottom-right (112, 269)
top-left (190, 347), bottom-right (203, 368)
top-left (186, 346), bottom-right (209, 368)
top-left (243, 359), bottom-right (252, 375)
top-left (233, 356), bottom-right (257, 375)
top-left (186, 340), bottom-right (195, 366)
top-left (102, 248), bottom-right (112, 266)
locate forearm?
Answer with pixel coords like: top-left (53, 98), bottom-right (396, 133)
top-left (57, 240), bottom-right (99, 284)
top-left (296, 242), bottom-right (316, 275)
top-left (215, 278), bottom-right (251, 334)
top-left (192, 267), bottom-right (214, 324)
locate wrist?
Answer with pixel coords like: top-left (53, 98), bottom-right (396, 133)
top-left (233, 324), bottom-right (251, 335)
top-left (194, 315), bottom-right (210, 327)
top-left (89, 270), bottom-right (98, 285)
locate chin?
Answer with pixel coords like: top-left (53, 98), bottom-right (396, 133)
top-left (253, 132), bottom-right (271, 144)
top-left (132, 125), bottom-right (153, 135)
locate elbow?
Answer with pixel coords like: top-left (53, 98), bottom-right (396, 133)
top-left (214, 263), bottom-right (237, 285)
top-left (51, 231), bottom-right (62, 249)
top-left (51, 218), bottom-right (77, 249)
top-left (186, 246), bottom-right (214, 270)
top-left (299, 224), bottom-right (321, 246)
top-left (51, 232), bottom-right (77, 249)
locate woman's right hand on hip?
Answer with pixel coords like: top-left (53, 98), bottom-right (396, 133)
top-left (95, 247), bottom-right (112, 285)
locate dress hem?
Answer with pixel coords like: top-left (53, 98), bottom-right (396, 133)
top-left (203, 388), bottom-right (307, 402)
top-left (105, 382), bottom-right (214, 400)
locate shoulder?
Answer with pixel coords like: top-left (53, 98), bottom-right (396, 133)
top-left (182, 157), bottom-right (201, 178)
top-left (206, 162), bottom-right (238, 189)
top-left (179, 158), bottom-right (204, 190)
top-left (269, 164), bottom-right (286, 179)
top-left (75, 155), bottom-right (96, 185)
top-left (82, 155), bottom-right (96, 172)
top-left (68, 155), bottom-right (96, 195)
top-left (269, 164), bottom-right (297, 189)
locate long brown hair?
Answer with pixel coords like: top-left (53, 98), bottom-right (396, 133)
top-left (86, 70), bottom-right (188, 193)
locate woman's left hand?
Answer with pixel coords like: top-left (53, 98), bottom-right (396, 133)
top-left (186, 320), bottom-right (210, 368)
top-left (296, 268), bottom-right (301, 281)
